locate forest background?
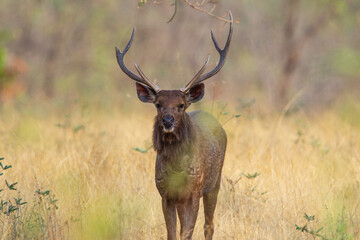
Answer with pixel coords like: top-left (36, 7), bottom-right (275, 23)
top-left (0, 0), bottom-right (359, 239)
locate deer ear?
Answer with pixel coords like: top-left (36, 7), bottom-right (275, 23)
top-left (136, 82), bottom-right (156, 103)
top-left (186, 83), bottom-right (205, 104)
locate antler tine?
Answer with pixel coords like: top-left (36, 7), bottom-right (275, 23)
top-left (180, 56), bottom-right (210, 93)
top-left (181, 11), bottom-right (233, 92)
top-left (198, 11), bottom-right (233, 83)
top-left (134, 63), bottom-right (161, 93)
top-left (115, 27), bottom-right (161, 92)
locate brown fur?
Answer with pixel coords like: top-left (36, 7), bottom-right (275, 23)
top-left (150, 90), bottom-right (227, 240)
top-left (153, 112), bottom-right (195, 157)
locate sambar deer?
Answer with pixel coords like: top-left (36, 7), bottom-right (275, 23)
top-left (115, 12), bottom-right (233, 240)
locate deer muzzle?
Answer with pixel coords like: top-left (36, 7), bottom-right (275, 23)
top-left (162, 114), bottom-right (175, 132)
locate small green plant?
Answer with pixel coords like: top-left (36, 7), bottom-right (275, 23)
top-left (0, 157), bottom-right (28, 239)
top-left (242, 172), bottom-right (261, 179)
top-left (17, 189), bottom-right (60, 239)
top-left (55, 113), bottom-right (86, 134)
top-left (1, 157), bottom-right (61, 239)
top-left (294, 130), bottom-right (303, 144)
top-left (35, 189), bottom-right (59, 211)
top-left (295, 213), bottom-right (327, 239)
top-left (133, 145), bottom-right (152, 154)
top-left (0, 157), bottom-right (27, 216)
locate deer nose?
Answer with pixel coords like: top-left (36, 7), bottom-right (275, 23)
top-left (162, 114), bottom-right (175, 129)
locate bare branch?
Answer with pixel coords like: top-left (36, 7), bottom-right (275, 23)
top-left (183, 0), bottom-right (239, 23)
top-left (167, 0), bottom-right (239, 23)
top-left (167, 0), bottom-right (178, 23)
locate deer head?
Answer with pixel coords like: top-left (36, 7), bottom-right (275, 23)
top-left (115, 12), bottom-right (233, 134)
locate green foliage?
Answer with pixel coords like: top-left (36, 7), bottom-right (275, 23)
top-left (242, 172), bottom-right (261, 179)
top-left (0, 31), bottom-right (9, 73)
top-left (0, 30), bottom-right (13, 89)
top-left (332, 47), bottom-right (360, 77)
top-left (133, 145), bottom-right (152, 153)
top-left (75, 195), bottom-right (128, 239)
top-left (16, 189), bottom-right (60, 239)
top-left (35, 189), bottom-right (59, 209)
top-left (295, 213), bottom-right (327, 239)
top-left (0, 45), bottom-right (5, 78)
top-left (0, 157), bottom-right (62, 239)
top-left (0, 157), bottom-right (28, 240)
top-left (137, 0), bottom-right (147, 7)
top-left (0, 157), bottom-right (27, 217)
top-left (55, 111), bottom-right (87, 134)
top-left (338, 97), bottom-right (360, 129)
top-left (5, 180), bottom-right (18, 190)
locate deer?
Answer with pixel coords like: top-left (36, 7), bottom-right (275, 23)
top-left (115, 12), bottom-right (233, 240)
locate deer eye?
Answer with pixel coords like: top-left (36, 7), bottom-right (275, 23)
top-left (178, 104), bottom-right (184, 110)
top-left (155, 103), bottom-right (161, 109)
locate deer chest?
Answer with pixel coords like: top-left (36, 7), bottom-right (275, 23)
top-left (155, 155), bottom-right (204, 200)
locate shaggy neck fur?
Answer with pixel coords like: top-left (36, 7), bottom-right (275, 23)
top-left (153, 112), bottom-right (196, 159)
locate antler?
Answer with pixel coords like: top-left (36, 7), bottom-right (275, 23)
top-left (115, 28), bottom-right (161, 93)
top-left (180, 11), bottom-right (234, 93)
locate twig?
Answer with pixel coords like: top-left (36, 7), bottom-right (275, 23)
top-left (183, 0), bottom-right (239, 23)
top-left (167, 0), bottom-right (178, 23)
top-left (216, 103), bottom-right (228, 120)
top-left (167, 0), bottom-right (239, 23)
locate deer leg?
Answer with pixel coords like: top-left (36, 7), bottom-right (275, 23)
top-left (203, 182), bottom-right (220, 240)
top-left (162, 198), bottom-right (177, 240)
top-left (181, 197), bottom-right (200, 240)
top-left (176, 204), bottom-right (185, 238)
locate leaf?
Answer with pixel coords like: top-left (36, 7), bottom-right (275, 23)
top-left (73, 124), bottom-right (84, 133)
top-left (242, 172), bottom-right (261, 179)
top-left (301, 225), bottom-right (308, 232)
top-left (304, 213), bottom-right (315, 222)
top-left (133, 147), bottom-right (148, 153)
top-left (240, 98), bottom-right (256, 109)
top-left (332, 47), bottom-right (360, 77)
top-left (14, 198), bottom-right (27, 205)
top-left (5, 205), bottom-right (19, 215)
top-left (3, 165), bottom-right (11, 170)
top-left (133, 145), bottom-right (152, 154)
top-left (36, 189), bottom-right (50, 196)
top-left (5, 180), bottom-right (17, 190)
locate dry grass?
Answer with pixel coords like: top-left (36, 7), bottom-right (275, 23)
top-left (0, 102), bottom-right (359, 239)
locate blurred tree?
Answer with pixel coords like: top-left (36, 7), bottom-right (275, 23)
top-left (0, 0), bottom-right (359, 109)
top-left (277, 0), bottom-right (359, 108)
top-left (0, 32), bottom-right (27, 103)
top-left (43, 0), bottom-right (64, 98)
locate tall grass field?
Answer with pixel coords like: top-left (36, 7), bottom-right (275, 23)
top-left (0, 99), bottom-right (359, 239)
